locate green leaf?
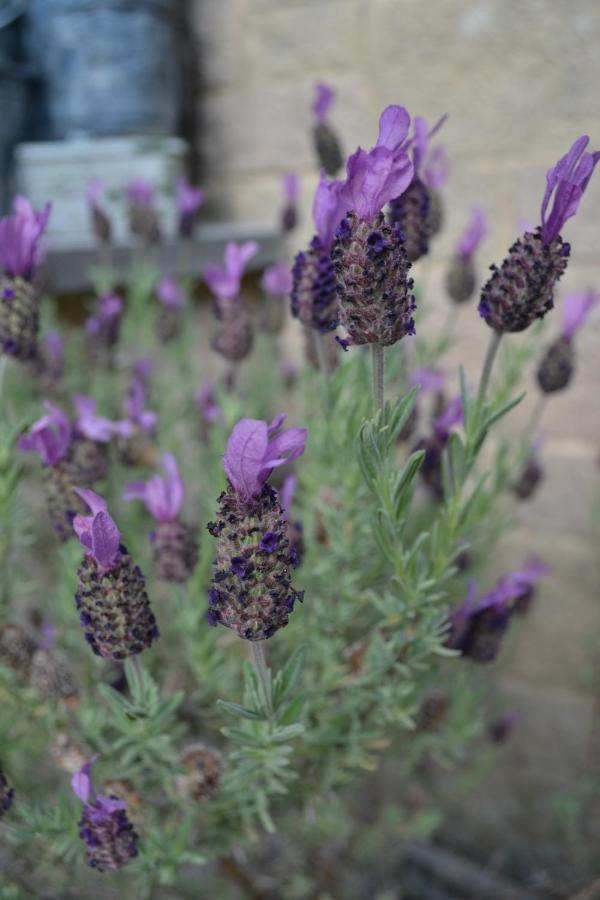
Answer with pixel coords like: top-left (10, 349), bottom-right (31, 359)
top-left (217, 700), bottom-right (262, 721)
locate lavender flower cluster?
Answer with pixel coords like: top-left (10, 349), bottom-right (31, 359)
top-left (0, 78), bottom-right (597, 883)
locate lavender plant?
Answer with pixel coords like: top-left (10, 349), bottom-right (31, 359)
top-left (0, 95), bottom-right (598, 899)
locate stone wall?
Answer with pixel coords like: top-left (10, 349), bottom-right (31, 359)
top-left (190, 0), bottom-right (600, 871)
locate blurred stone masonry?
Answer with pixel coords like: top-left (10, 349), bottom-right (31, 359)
top-left (190, 0), bottom-right (600, 865)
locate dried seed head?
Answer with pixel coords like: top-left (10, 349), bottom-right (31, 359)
top-left (536, 335), bottom-right (574, 393)
top-left (175, 743), bottom-right (222, 802)
top-left (102, 779), bottom-right (141, 813)
top-left (0, 621), bottom-right (36, 677)
top-left (387, 176), bottom-right (431, 263)
top-left (333, 211), bottom-right (416, 347)
top-left (479, 229), bottom-right (570, 333)
top-left (75, 547), bottom-right (159, 660)
top-left (50, 733), bottom-right (89, 774)
top-left (0, 277), bottom-right (39, 361)
top-left (30, 648), bottom-right (79, 706)
top-left (152, 520), bottom-right (198, 584)
top-left (207, 483), bottom-right (303, 641)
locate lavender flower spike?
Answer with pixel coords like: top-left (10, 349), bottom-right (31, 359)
top-left (126, 178), bottom-right (161, 244)
top-left (18, 402), bottom-right (72, 466)
top-left (86, 178), bottom-right (111, 245)
top-left (446, 559), bottom-right (550, 662)
top-left (18, 403), bottom-right (96, 540)
top-left (312, 82), bottom-right (343, 176)
top-left (72, 757), bottom-right (139, 872)
top-left (124, 455), bottom-right (198, 582)
top-left (205, 241), bottom-right (259, 302)
top-left (423, 144), bottom-right (449, 238)
top-left (197, 383), bottom-right (223, 440)
top-left (291, 172), bottom-right (344, 333)
top-left (73, 488), bottom-right (158, 658)
top-left (281, 172), bottom-right (299, 232)
top-left (207, 416), bottom-right (307, 640)
top-left (206, 241), bottom-right (258, 362)
top-left (479, 136), bottom-right (599, 333)
top-left (333, 105), bottom-right (417, 347)
top-left (0, 197), bottom-right (51, 360)
top-left (388, 114), bottom-right (446, 262)
top-left (156, 277), bottom-right (185, 341)
top-left (176, 176), bottom-right (204, 238)
top-left (447, 208), bottom-right (488, 304)
top-left (261, 262), bottom-right (292, 334)
top-left (537, 289), bottom-right (599, 395)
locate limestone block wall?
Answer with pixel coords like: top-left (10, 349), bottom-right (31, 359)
top-left (190, 0), bottom-right (600, 865)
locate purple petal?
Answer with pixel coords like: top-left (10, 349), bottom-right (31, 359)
top-left (71, 755), bottom-right (99, 804)
top-left (562, 290), bottom-right (599, 340)
top-left (313, 82), bottom-right (335, 124)
top-left (91, 511), bottom-right (121, 569)
top-left (423, 145), bottom-right (449, 190)
top-left (123, 481), bottom-right (148, 502)
top-left (157, 277), bottom-right (185, 310)
top-left (280, 474), bottom-right (297, 520)
top-left (262, 261), bottom-right (292, 298)
top-left (433, 395), bottom-right (463, 439)
top-left (341, 145), bottom-right (414, 223)
top-left (260, 427), bottom-right (307, 477)
top-left (410, 368), bottom-right (446, 393)
top-left (175, 177), bottom-right (204, 216)
top-left (376, 105), bottom-right (411, 152)
top-left (126, 179), bottom-right (155, 207)
top-left (267, 413), bottom-right (287, 436)
top-left (223, 419), bottom-right (270, 500)
top-left (457, 208), bottom-right (488, 258)
top-left (283, 173), bottom-right (299, 202)
top-left (540, 136), bottom-right (600, 243)
top-left (313, 171), bottom-right (349, 251)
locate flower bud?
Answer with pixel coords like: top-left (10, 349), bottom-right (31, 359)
top-left (446, 255), bottom-right (477, 304)
top-left (312, 122), bottom-right (343, 177)
top-left (387, 177), bottom-right (431, 262)
top-left (536, 336), bottom-right (574, 393)
top-left (30, 648), bottom-right (79, 705)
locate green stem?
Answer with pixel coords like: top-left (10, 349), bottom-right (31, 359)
top-left (250, 641), bottom-right (272, 717)
top-left (476, 331), bottom-right (502, 411)
top-left (313, 331), bottom-right (331, 410)
top-left (371, 344), bottom-right (385, 413)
